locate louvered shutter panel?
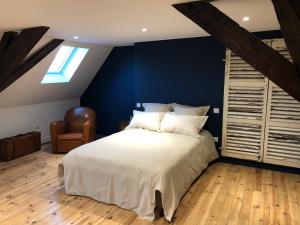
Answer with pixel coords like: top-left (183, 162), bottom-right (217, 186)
top-left (263, 39), bottom-right (300, 168)
top-left (222, 42), bottom-right (271, 161)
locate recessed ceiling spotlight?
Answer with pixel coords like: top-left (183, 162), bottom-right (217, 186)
top-left (142, 28), bottom-right (148, 32)
top-left (73, 36), bottom-right (79, 39)
top-left (243, 16), bottom-right (250, 22)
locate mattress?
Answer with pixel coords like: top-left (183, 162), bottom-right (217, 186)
top-left (58, 128), bottom-right (219, 221)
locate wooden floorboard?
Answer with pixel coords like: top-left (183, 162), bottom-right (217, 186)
top-left (0, 150), bottom-right (299, 225)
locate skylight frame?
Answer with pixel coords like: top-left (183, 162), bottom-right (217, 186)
top-left (41, 45), bottom-right (89, 84)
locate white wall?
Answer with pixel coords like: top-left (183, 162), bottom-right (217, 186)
top-left (0, 33), bottom-right (113, 144)
top-left (0, 99), bottom-right (79, 143)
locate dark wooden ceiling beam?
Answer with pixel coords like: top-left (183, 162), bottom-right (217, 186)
top-left (0, 39), bottom-right (64, 92)
top-left (173, 1), bottom-right (300, 102)
top-left (0, 32), bottom-right (18, 58)
top-left (272, 0), bottom-right (300, 73)
top-left (0, 26), bottom-right (65, 92)
top-left (0, 26), bottom-right (49, 82)
top-left (289, 0), bottom-right (300, 20)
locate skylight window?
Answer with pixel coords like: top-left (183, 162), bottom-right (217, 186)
top-left (41, 46), bottom-right (89, 84)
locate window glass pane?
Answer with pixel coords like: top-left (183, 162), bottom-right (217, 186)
top-left (41, 45), bottom-right (89, 84)
top-left (48, 46), bottom-right (74, 73)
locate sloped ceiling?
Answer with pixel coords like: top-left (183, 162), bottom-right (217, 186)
top-left (0, 0), bottom-right (280, 108)
top-left (0, 0), bottom-right (279, 46)
top-left (0, 35), bottom-right (112, 108)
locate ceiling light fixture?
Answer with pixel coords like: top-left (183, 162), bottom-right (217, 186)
top-left (73, 36), bottom-right (79, 39)
top-left (243, 16), bottom-right (250, 22)
top-left (142, 28), bottom-right (147, 32)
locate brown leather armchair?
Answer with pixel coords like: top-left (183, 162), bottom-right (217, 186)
top-left (50, 107), bottom-right (96, 153)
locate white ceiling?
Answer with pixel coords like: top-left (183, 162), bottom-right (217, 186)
top-left (0, 0), bottom-right (280, 46)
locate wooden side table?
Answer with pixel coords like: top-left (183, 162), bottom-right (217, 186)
top-left (119, 122), bottom-right (129, 131)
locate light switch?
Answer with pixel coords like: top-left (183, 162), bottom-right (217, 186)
top-left (136, 103), bottom-right (141, 108)
top-left (213, 108), bottom-right (220, 114)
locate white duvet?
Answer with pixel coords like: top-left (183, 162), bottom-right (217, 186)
top-left (59, 128), bottom-right (219, 221)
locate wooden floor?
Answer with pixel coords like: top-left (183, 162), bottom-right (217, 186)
top-left (0, 151), bottom-right (300, 225)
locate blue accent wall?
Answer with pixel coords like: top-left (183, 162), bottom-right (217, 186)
top-left (81, 46), bottom-right (135, 135)
top-left (134, 37), bottom-right (225, 143)
top-left (81, 30), bottom-right (282, 144)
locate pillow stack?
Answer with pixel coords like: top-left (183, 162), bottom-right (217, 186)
top-left (143, 103), bottom-right (173, 112)
top-left (126, 103), bottom-right (210, 138)
top-left (173, 103), bottom-right (210, 116)
top-left (126, 110), bottom-right (164, 131)
top-left (160, 113), bottom-right (208, 138)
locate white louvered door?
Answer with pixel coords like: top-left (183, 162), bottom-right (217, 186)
top-left (221, 41), bottom-right (271, 161)
top-left (263, 39), bottom-right (300, 168)
top-left (222, 38), bottom-right (300, 168)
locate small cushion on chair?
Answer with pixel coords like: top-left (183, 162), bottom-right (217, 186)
top-left (57, 133), bottom-right (83, 141)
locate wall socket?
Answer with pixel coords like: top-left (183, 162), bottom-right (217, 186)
top-left (214, 137), bottom-right (219, 143)
top-left (213, 108), bottom-right (220, 114)
top-left (136, 103), bottom-right (141, 108)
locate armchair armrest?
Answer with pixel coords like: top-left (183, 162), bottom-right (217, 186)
top-left (83, 121), bottom-right (96, 143)
top-left (50, 121), bottom-right (66, 153)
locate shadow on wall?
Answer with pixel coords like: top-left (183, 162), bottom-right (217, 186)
top-left (81, 46), bottom-right (135, 136)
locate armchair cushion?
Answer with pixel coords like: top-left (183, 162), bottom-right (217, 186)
top-left (57, 133), bottom-right (83, 141)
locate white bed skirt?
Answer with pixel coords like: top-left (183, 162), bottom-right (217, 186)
top-left (58, 129), bottom-right (219, 221)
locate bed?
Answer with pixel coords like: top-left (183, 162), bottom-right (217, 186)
top-left (58, 128), bottom-right (219, 221)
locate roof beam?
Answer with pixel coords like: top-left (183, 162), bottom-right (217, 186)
top-left (272, 0), bottom-right (300, 73)
top-left (289, 0), bottom-right (300, 20)
top-left (173, 1), bottom-right (300, 102)
top-left (0, 26), bottom-right (49, 82)
top-left (0, 27), bottom-right (65, 92)
top-left (0, 32), bottom-right (18, 58)
top-left (0, 39), bottom-right (64, 92)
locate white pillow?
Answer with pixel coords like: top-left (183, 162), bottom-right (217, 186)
top-left (126, 110), bottom-right (164, 131)
top-left (173, 103), bottom-right (210, 116)
top-left (160, 112), bottom-right (208, 138)
top-left (143, 103), bottom-right (173, 112)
